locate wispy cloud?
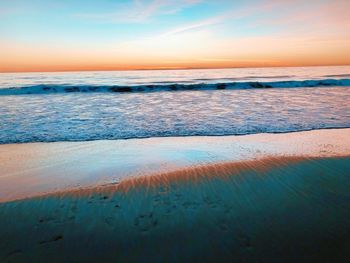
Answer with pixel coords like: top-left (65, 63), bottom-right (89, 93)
top-left (158, 0), bottom-right (293, 37)
top-left (157, 0), bottom-right (350, 40)
top-left (159, 17), bottom-right (222, 37)
top-left (75, 0), bottom-right (201, 24)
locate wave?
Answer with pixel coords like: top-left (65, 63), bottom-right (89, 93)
top-left (0, 78), bottom-right (349, 95)
top-left (323, 74), bottom-right (350, 78)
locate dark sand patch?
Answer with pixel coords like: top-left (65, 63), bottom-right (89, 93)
top-left (0, 156), bottom-right (350, 262)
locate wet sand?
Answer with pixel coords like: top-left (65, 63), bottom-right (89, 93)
top-left (1, 128), bottom-right (350, 202)
top-left (0, 129), bottom-right (350, 262)
top-left (1, 156), bottom-right (350, 262)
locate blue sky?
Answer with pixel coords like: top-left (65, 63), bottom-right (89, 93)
top-left (1, 0), bottom-right (350, 72)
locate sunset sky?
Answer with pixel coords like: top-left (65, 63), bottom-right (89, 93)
top-left (1, 0), bottom-right (350, 72)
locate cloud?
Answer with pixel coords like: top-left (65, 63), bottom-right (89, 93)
top-left (159, 17), bottom-right (222, 37)
top-left (158, 0), bottom-right (290, 37)
top-left (158, 0), bottom-right (350, 40)
top-left (75, 0), bottom-right (201, 24)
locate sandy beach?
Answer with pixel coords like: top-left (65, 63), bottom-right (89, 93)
top-left (0, 129), bottom-right (350, 262)
top-left (2, 1), bottom-right (350, 261)
top-left (1, 128), bottom-right (349, 203)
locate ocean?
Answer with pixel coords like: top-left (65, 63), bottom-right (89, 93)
top-left (0, 66), bottom-right (349, 143)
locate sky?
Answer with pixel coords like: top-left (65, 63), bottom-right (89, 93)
top-left (0, 0), bottom-right (350, 72)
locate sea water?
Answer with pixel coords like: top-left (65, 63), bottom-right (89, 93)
top-left (0, 66), bottom-right (349, 143)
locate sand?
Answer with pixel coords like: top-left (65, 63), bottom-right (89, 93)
top-left (0, 129), bottom-right (350, 262)
top-left (1, 128), bottom-right (350, 202)
top-left (1, 156), bottom-right (350, 262)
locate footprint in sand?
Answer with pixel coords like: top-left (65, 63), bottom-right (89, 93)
top-left (134, 212), bottom-right (158, 232)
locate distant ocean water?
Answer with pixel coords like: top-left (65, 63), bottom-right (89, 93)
top-left (0, 66), bottom-right (349, 143)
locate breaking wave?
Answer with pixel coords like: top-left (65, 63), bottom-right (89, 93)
top-left (0, 79), bottom-right (349, 95)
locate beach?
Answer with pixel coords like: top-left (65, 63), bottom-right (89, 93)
top-left (2, 0), bottom-right (350, 261)
top-left (1, 128), bottom-right (349, 202)
top-left (1, 66), bottom-right (350, 263)
top-left (1, 129), bottom-right (350, 262)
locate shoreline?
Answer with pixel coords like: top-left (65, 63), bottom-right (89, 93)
top-left (1, 126), bottom-right (350, 145)
top-left (1, 128), bottom-right (350, 262)
top-left (1, 128), bottom-right (349, 203)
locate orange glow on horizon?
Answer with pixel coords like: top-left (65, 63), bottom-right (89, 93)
top-left (2, 63), bottom-right (350, 73)
top-left (2, 34), bottom-right (350, 72)
top-left (2, 57), bottom-right (350, 73)
top-left (2, 44), bottom-right (350, 73)
top-left (1, 0), bottom-right (350, 73)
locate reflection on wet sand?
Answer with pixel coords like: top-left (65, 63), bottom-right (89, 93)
top-left (51, 156), bottom-right (319, 199)
top-left (1, 128), bottom-right (350, 202)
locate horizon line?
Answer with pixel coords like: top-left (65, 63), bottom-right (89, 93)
top-left (1, 63), bottom-right (350, 74)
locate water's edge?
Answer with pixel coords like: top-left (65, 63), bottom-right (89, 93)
top-left (1, 126), bottom-right (350, 145)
